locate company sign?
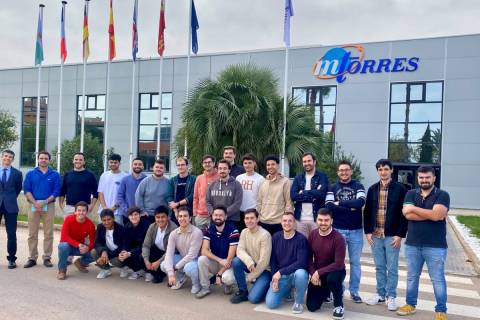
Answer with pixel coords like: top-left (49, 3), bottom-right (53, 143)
top-left (312, 44), bottom-right (419, 83)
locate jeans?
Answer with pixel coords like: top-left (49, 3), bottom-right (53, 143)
top-left (371, 236), bottom-right (400, 298)
top-left (232, 257), bottom-right (271, 304)
top-left (160, 254), bottom-right (200, 288)
top-left (57, 242), bottom-right (93, 270)
top-left (0, 204), bottom-right (17, 262)
top-left (405, 245), bottom-right (447, 313)
top-left (336, 228), bottom-right (363, 295)
top-left (265, 269), bottom-right (309, 309)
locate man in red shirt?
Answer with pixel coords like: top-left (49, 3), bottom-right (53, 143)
top-left (57, 201), bottom-right (96, 280)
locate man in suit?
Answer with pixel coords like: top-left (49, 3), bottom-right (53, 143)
top-left (0, 150), bottom-right (23, 269)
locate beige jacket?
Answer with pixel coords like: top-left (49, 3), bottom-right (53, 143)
top-left (236, 226), bottom-right (272, 282)
top-left (257, 173), bottom-right (293, 224)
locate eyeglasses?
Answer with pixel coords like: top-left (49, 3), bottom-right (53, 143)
top-left (202, 161), bottom-right (213, 164)
top-left (337, 169), bottom-right (351, 172)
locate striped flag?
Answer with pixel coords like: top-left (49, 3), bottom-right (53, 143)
top-left (82, 1), bottom-right (90, 61)
top-left (191, 0), bottom-right (199, 54)
top-left (108, 0), bottom-right (116, 61)
top-left (132, 0), bottom-right (139, 61)
top-left (283, 0), bottom-right (294, 47)
top-left (60, 2), bottom-right (67, 63)
top-left (35, 5), bottom-right (45, 66)
top-left (158, 0), bottom-right (166, 56)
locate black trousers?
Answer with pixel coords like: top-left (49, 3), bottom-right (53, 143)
top-left (146, 245), bottom-right (166, 281)
top-left (0, 203), bottom-right (17, 262)
top-left (306, 270), bottom-right (346, 311)
top-left (259, 222), bottom-right (283, 236)
top-left (124, 250), bottom-right (144, 272)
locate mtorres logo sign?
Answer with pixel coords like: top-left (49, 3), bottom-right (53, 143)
top-left (312, 44), bottom-right (419, 83)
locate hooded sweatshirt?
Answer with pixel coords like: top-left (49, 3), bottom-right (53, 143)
top-left (257, 173), bottom-right (293, 224)
top-left (206, 176), bottom-right (243, 222)
top-left (193, 170), bottom-right (219, 218)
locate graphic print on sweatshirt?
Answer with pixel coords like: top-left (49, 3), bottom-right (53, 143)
top-left (335, 186), bottom-right (356, 201)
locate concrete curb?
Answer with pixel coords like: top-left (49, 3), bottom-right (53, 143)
top-left (17, 221), bottom-right (63, 231)
top-left (447, 216), bottom-right (480, 276)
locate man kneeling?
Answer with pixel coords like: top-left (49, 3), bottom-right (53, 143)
top-left (57, 201), bottom-right (96, 280)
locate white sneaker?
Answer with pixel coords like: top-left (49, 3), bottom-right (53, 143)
top-left (191, 284), bottom-right (201, 294)
top-left (145, 273), bottom-right (154, 282)
top-left (365, 294), bottom-right (385, 305)
top-left (171, 276), bottom-right (186, 290)
top-left (386, 297), bottom-right (397, 311)
top-left (137, 269), bottom-right (145, 277)
top-left (128, 271), bottom-right (140, 280)
top-left (96, 269), bottom-right (112, 279)
top-left (120, 266), bottom-right (131, 278)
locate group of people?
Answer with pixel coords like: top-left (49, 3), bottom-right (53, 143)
top-left (0, 146), bottom-right (450, 320)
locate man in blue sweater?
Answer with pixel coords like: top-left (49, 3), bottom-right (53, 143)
top-left (265, 212), bottom-right (309, 314)
top-left (325, 160), bottom-right (366, 303)
top-left (117, 158), bottom-right (146, 225)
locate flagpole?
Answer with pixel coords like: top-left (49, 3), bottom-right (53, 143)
top-left (80, 0), bottom-right (90, 153)
top-left (129, 60), bottom-right (136, 167)
top-left (104, 60), bottom-right (111, 172)
top-left (281, 46), bottom-right (289, 174)
top-left (35, 4), bottom-right (45, 167)
top-left (157, 56), bottom-right (164, 159)
top-left (57, 1), bottom-right (67, 172)
top-left (184, 0), bottom-right (192, 157)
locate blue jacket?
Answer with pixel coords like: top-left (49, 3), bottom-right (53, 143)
top-left (290, 170), bottom-right (328, 221)
top-left (169, 174), bottom-right (196, 211)
top-left (0, 167), bottom-right (23, 213)
top-left (23, 167), bottom-right (61, 200)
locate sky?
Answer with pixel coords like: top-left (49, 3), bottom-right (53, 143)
top-left (1, 0), bottom-right (479, 69)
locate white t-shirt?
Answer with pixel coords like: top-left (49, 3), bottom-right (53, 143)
top-left (97, 170), bottom-right (128, 215)
top-left (106, 229), bottom-right (118, 251)
top-left (236, 172), bottom-right (265, 211)
top-left (301, 173), bottom-right (314, 221)
top-left (155, 227), bottom-right (166, 251)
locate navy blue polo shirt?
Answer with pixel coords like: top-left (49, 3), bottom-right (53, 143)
top-left (203, 223), bottom-right (239, 259)
top-left (404, 187), bottom-right (450, 248)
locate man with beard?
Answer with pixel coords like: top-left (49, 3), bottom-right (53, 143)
top-left (193, 155), bottom-right (218, 230)
top-left (169, 157), bottom-right (196, 223)
top-left (59, 153), bottom-right (98, 216)
top-left (306, 208), bottom-right (346, 320)
top-left (117, 158), bottom-right (146, 225)
top-left (196, 205), bottom-right (239, 299)
top-left (397, 166), bottom-right (450, 320)
top-left (136, 159), bottom-right (172, 223)
top-left (223, 146), bottom-right (245, 178)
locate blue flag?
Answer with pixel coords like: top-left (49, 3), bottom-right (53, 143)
top-left (283, 0), bottom-right (294, 47)
top-left (191, 0), bottom-right (199, 54)
top-left (132, 0), bottom-right (138, 61)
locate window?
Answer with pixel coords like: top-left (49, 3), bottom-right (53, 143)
top-left (292, 86), bottom-right (336, 133)
top-left (76, 94), bottom-right (106, 143)
top-left (21, 97), bottom-right (48, 167)
top-left (388, 81), bottom-right (443, 164)
top-left (138, 93), bottom-right (173, 171)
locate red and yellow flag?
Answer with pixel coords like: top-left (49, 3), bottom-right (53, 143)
top-left (82, 1), bottom-right (90, 61)
top-left (108, 0), bottom-right (116, 61)
top-left (158, 0), bottom-right (166, 56)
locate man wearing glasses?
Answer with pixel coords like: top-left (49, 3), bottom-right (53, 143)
top-left (169, 157), bottom-right (196, 224)
top-left (193, 155), bottom-right (219, 230)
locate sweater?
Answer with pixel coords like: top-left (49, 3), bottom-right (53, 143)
top-left (164, 224), bottom-right (203, 276)
top-left (325, 180), bottom-right (366, 230)
top-left (117, 173), bottom-right (147, 217)
top-left (236, 226), bottom-right (272, 282)
top-left (23, 167), bottom-right (61, 200)
top-left (308, 228), bottom-right (346, 276)
top-left (135, 175), bottom-right (172, 216)
top-left (230, 163), bottom-right (245, 178)
top-left (142, 220), bottom-right (178, 260)
top-left (124, 218), bottom-right (150, 256)
top-left (60, 214), bottom-right (96, 250)
top-left (257, 174), bottom-right (293, 224)
top-left (193, 170), bottom-right (219, 218)
top-left (206, 176), bottom-right (243, 222)
top-left (271, 232), bottom-right (309, 275)
top-left (60, 169), bottom-right (98, 205)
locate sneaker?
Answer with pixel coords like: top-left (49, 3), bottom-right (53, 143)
top-left (96, 269), bottom-right (112, 279)
top-left (171, 276), bottom-right (186, 290)
top-left (73, 258), bottom-right (89, 273)
top-left (365, 294), bottom-right (385, 306)
top-left (230, 290), bottom-right (248, 304)
top-left (434, 312), bottom-right (447, 320)
top-left (324, 292), bottom-right (333, 304)
top-left (152, 276), bottom-right (164, 284)
top-left (195, 287), bottom-right (211, 299)
top-left (350, 293), bottom-right (362, 304)
top-left (120, 266), bottom-right (131, 278)
top-left (223, 284), bottom-right (234, 295)
top-left (145, 273), bottom-right (154, 282)
top-left (137, 269), bottom-right (146, 277)
top-left (333, 306), bottom-right (345, 320)
top-left (128, 271), bottom-right (140, 280)
top-left (57, 269), bottom-right (67, 280)
top-left (292, 303), bottom-right (304, 314)
top-left (386, 297), bottom-right (397, 311)
top-left (397, 304), bottom-right (416, 316)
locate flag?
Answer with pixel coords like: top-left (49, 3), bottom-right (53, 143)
top-left (60, 2), bottom-right (67, 63)
top-left (132, 0), bottom-right (138, 61)
top-left (283, 0), bottom-right (294, 47)
top-left (35, 5), bottom-right (44, 66)
top-left (191, 0), bottom-right (199, 54)
top-left (158, 0), bottom-right (166, 56)
top-left (108, 0), bottom-right (116, 61)
top-left (82, 1), bottom-right (90, 61)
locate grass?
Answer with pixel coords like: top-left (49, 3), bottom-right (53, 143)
top-left (457, 215), bottom-right (480, 238)
top-left (18, 213), bottom-right (65, 225)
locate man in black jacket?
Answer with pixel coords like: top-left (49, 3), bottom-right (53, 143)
top-left (92, 209), bottom-right (126, 279)
top-left (363, 159), bottom-right (407, 311)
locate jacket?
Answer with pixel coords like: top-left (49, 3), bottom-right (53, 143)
top-left (169, 173), bottom-right (196, 211)
top-left (141, 220), bottom-right (178, 261)
top-left (291, 170), bottom-right (328, 221)
top-left (0, 166), bottom-right (23, 213)
top-left (94, 222), bottom-right (126, 256)
top-left (124, 218), bottom-right (150, 256)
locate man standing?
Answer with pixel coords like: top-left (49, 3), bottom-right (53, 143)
top-left (265, 212), bottom-right (309, 314)
top-left (223, 146), bottom-right (245, 178)
top-left (0, 150), bottom-right (23, 269)
top-left (364, 159), bottom-right (407, 310)
top-left (169, 157), bottom-right (196, 222)
top-left (325, 160), bottom-right (366, 303)
top-left (236, 153), bottom-right (264, 232)
top-left (196, 205), bottom-right (239, 299)
top-left (306, 208), bottom-right (347, 320)
top-left (397, 166), bottom-right (450, 320)
top-left (257, 155), bottom-right (293, 235)
top-left (231, 208), bottom-right (272, 304)
top-left (57, 201), bottom-right (96, 280)
top-left (23, 151), bottom-right (61, 268)
top-left (161, 206), bottom-right (203, 294)
top-left (135, 159), bottom-right (171, 222)
top-left (291, 152), bottom-right (329, 238)
top-left (117, 158), bottom-right (146, 225)
top-left (97, 153), bottom-right (128, 225)
top-left (193, 155), bottom-right (218, 230)
top-left (206, 159), bottom-right (243, 228)
top-left (59, 153), bottom-right (98, 215)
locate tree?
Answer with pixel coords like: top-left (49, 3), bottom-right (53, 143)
top-left (50, 133), bottom-right (113, 178)
top-left (318, 139), bottom-right (363, 183)
top-left (418, 123), bottom-right (433, 163)
top-left (0, 110), bottom-right (19, 150)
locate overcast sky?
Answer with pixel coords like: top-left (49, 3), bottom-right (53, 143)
top-left (1, 0), bottom-right (479, 69)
